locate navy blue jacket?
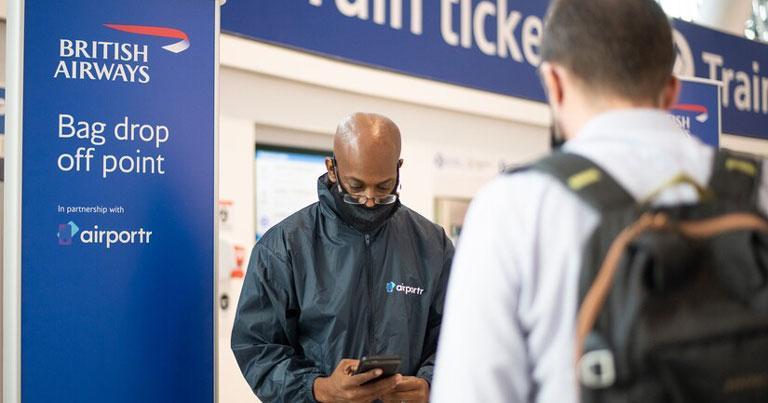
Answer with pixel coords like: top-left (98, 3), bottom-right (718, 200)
top-left (232, 175), bottom-right (454, 402)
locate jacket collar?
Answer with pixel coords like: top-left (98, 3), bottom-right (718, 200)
top-left (317, 173), bottom-right (341, 219)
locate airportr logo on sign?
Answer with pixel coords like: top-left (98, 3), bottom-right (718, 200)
top-left (57, 221), bottom-right (80, 246)
top-left (56, 221), bottom-right (153, 248)
top-left (104, 24), bottom-right (190, 53)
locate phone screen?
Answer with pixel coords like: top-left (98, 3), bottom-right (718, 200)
top-left (355, 355), bottom-right (401, 378)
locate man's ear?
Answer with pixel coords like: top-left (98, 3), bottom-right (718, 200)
top-left (540, 62), bottom-right (565, 108)
top-left (660, 76), bottom-right (681, 110)
top-left (325, 157), bottom-right (336, 183)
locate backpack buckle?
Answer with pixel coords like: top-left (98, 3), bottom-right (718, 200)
top-left (578, 349), bottom-right (616, 389)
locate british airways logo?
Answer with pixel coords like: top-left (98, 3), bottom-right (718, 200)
top-left (104, 24), bottom-right (190, 54)
top-left (672, 103), bottom-right (709, 132)
top-left (673, 104), bottom-right (709, 123)
top-left (53, 24), bottom-right (190, 85)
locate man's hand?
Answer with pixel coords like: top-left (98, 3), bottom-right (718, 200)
top-left (313, 359), bottom-right (402, 402)
top-left (380, 376), bottom-right (429, 402)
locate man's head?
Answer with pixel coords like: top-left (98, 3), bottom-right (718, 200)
top-left (539, 0), bottom-right (679, 140)
top-left (326, 112), bottom-right (403, 209)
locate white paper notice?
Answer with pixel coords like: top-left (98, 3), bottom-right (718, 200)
top-left (255, 148), bottom-right (328, 240)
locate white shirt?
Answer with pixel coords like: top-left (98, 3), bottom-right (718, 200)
top-left (431, 109), bottom-right (768, 402)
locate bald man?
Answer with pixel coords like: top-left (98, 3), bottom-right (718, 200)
top-left (232, 113), bottom-right (454, 402)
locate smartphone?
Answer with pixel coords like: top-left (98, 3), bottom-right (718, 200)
top-left (354, 355), bottom-right (401, 378)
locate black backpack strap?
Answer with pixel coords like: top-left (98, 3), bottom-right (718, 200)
top-left (521, 152), bottom-right (636, 211)
top-left (708, 148), bottom-right (763, 207)
top-left (502, 164), bottom-right (530, 175)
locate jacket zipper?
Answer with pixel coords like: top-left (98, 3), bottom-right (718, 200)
top-left (365, 233), bottom-right (375, 355)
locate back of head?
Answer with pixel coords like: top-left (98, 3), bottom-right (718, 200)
top-left (541, 0), bottom-right (674, 103)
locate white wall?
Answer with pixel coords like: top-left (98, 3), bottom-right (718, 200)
top-left (219, 66), bottom-right (548, 222)
top-left (220, 35), bottom-right (551, 127)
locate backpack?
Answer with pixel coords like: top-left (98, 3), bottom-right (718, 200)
top-left (530, 149), bottom-right (768, 403)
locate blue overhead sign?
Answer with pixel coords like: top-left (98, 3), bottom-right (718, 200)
top-left (222, 1), bottom-right (768, 139)
top-left (222, 1), bottom-right (550, 102)
top-left (21, 1), bottom-right (217, 402)
top-left (672, 20), bottom-right (767, 139)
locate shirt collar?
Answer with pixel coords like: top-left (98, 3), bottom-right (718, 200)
top-left (565, 108), bottom-right (685, 147)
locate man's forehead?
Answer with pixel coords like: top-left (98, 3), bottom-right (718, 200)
top-left (335, 137), bottom-right (399, 163)
top-left (335, 150), bottom-right (399, 183)
top-left (335, 153), bottom-right (399, 172)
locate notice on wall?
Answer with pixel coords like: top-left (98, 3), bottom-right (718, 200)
top-left (20, 1), bottom-right (217, 402)
top-left (255, 148), bottom-right (329, 240)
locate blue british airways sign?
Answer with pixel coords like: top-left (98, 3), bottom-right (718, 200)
top-left (222, 1), bottom-right (768, 139)
top-left (21, 1), bottom-right (217, 402)
top-left (673, 78), bottom-right (721, 147)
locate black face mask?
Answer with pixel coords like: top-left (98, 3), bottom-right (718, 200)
top-left (329, 179), bottom-right (399, 233)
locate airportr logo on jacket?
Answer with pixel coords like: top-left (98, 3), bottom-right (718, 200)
top-left (386, 281), bottom-right (424, 296)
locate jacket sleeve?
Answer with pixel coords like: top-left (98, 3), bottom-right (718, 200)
top-left (416, 232), bottom-right (455, 384)
top-left (231, 243), bottom-right (323, 402)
